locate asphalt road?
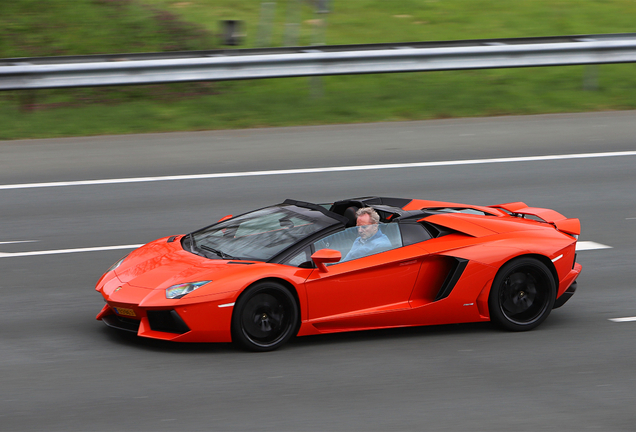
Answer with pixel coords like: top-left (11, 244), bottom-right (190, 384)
top-left (1, 112), bottom-right (635, 431)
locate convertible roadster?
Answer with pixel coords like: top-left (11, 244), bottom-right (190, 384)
top-left (96, 196), bottom-right (581, 351)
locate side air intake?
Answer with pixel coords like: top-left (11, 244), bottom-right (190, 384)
top-left (435, 258), bottom-right (469, 301)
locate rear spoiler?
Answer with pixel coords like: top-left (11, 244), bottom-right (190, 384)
top-left (489, 202), bottom-right (581, 236)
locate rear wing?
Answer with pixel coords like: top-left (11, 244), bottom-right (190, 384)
top-left (489, 202), bottom-right (581, 237)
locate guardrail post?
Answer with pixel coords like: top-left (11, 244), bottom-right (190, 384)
top-left (583, 65), bottom-right (599, 91)
top-left (220, 20), bottom-right (245, 46)
top-left (284, 0), bottom-right (302, 46)
top-left (256, 2), bottom-right (277, 47)
top-left (316, 0), bottom-right (330, 13)
top-left (310, 1), bottom-right (329, 98)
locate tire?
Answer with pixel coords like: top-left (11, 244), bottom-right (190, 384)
top-left (488, 257), bottom-right (556, 331)
top-left (231, 281), bottom-right (299, 352)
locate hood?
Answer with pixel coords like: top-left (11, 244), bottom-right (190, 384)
top-left (114, 237), bottom-right (254, 290)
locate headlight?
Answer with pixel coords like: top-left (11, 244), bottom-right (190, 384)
top-left (106, 255), bottom-right (128, 273)
top-left (165, 281), bottom-right (211, 299)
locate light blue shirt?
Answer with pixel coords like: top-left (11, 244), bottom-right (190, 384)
top-left (344, 229), bottom-right (391, 261)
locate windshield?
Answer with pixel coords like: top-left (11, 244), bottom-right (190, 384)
top-left (190, 204), bottom-right (337, 261)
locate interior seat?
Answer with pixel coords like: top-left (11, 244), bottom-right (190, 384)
top-left (343, 206), bottom-right (359, 227)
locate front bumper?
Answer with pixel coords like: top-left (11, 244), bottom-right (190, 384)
top-left (96, 292), bottom-right (235, 343)
top-left (100, 309), bottom-right (190, 334)
top-left (101, 314), bottom-right (140, 333)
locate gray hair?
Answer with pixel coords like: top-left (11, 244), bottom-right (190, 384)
top-left (356, 207), bottom-right (380, 224)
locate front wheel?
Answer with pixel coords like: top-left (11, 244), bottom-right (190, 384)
top-left (488, 257), bottom-right (556, 331)
top-left (231, 281), bottom-right (298, 352)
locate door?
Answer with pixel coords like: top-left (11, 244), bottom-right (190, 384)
top-left (304, 223), bottom-right (425, 328)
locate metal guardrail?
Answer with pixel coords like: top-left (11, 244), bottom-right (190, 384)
top-left (2, 33), bottom-right (636, 90)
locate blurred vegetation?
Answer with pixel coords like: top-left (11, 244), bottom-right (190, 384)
top-left (0, 0), bottom-right (212, 57)
top-left (1, 0), bottom-right (636, 139)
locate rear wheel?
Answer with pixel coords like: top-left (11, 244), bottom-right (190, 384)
top-left (231, 281), bottom-right (298, 352)
top-left (488, 257), bottom-right (556, 331)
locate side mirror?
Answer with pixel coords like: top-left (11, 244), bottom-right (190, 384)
top-left (311, 249), bottom-right (341, 273)
top-left (217, 215), bottom-right (233, 223)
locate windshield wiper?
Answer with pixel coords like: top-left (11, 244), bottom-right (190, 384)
top-left (200, 245), bottom-right (238, 260)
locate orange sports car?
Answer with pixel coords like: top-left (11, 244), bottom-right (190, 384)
top-left (95, 197), bottom-right (581, 351)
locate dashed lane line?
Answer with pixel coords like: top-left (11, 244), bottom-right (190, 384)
top-left (0, 244), bottom-right (144, 258)
top-left (576, 241), bottom-right (612, 251)
top-left (0, 240), bottom-right (38, 245)
top-left (609, 317), bottom-right (636, 323)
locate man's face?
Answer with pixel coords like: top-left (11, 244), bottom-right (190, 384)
top-left (356, 213), bottom-right (378, 240)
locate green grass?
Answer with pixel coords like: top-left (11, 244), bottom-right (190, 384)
top-left (0, 0), bottom-right (213, 57)
top-left (2, 0), bottom-right (636, 140)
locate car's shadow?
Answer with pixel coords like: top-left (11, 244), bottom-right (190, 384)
top-left (290, 312), bottom-right (573, 349)
top-left (98, 321), bottom-right (498, 354)
top-left (289, 321), bottom-right (496, 349)
top-left (98, 326), bottom-right (234, 353)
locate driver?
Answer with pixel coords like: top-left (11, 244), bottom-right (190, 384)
top-left (344, 207), bottom-right (391, 261)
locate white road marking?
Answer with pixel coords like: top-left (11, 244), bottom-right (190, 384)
top-left (626, 217), bottom-right (636, 220)
top-left (1, 150), bottom-right (635, 190)
top-left (0, 244), bottom-right (143, 258)
top-left (609, 317), bottom-right (636, 323)
top-left (0, 240), bottom-right (38, 245)
top-left (576, 241), bottom-right (612, 251)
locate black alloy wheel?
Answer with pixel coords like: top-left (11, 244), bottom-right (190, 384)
top-left (231, 281), bottom-right (298, 352)
top-left (488, 257), bottom-right (556, 331)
